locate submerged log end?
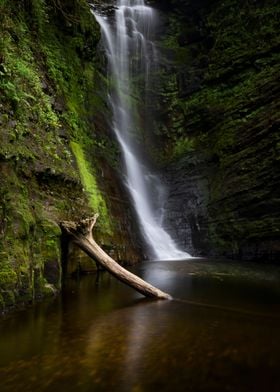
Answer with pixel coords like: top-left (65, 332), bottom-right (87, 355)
top-left (158, 292), bottom-right (172, 300)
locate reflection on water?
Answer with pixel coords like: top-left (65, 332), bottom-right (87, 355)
top-left (0, 259), bottom-right (280, 391)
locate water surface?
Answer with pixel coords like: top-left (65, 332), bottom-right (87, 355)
top-left (1, 259), bottom-right (280, 391)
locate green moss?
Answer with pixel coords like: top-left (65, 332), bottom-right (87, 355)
top-left (0, 260), bottom-right (18, 307)
top-left (2, 291), bottom-right (16, 307)
top-left (206, 0), bottom-right (280, 80)
top-left (0, 293), bottom-right (5, 310)
top-left (172, 137), bottom-right (195, 160)
top-left (153, 0), bottom-right (280, 258)
top-left (0, 263), bottom-right (17, 290)
top-left (0, 0), bottom-right (139, 310)
top-left (70, 141), bottom-right (112, 234)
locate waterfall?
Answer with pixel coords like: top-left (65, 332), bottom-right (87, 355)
top-left (92, 1), bottom-right (191, 260)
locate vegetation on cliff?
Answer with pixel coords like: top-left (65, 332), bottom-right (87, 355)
top-left (152, 0), bottom-right (280, 259)
top-left (0, 0), bottom-right (279, 311)
top-left (0, 0), bottom-right (140, 312)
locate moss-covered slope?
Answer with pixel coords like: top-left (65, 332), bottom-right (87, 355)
top-left (0, 0), bottom-right (141, 311)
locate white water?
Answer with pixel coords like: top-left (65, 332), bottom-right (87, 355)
top-left (92, 1), bottom-right (190, 260)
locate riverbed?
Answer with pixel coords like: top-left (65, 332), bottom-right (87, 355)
top-left (1, 259), bottom-right (280, 391)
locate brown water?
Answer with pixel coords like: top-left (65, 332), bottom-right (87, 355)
top-left (1, 259), bottom-right (280, 392)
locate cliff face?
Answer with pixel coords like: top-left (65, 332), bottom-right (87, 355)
top-left (1, 0), bottom-right (279, 311)
top-left (0, 0), bottom-right (141, 311)
top-left (151, 0), bottom-right (280, 260)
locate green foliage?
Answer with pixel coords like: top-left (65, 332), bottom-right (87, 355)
top-left (0, 261), bottom-right (18, 309)
top-left (206, 0), bottom-right (280, 80)
top-left (172, 137), bottom-right (195, 160)
top-left (0, 12), bottom-right (72, 171)
top-left (0, 263), bottom-right (17, 290)
top-left (29, 0), bottom-right (48, 33)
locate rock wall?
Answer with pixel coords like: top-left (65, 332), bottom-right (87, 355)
top-left (151, 0), bottom-right (280, 260)
top-left (0, 0), bottom-right (141, 312)
top-left (163, 153), bottom-right (210, 257)
top-left (1, 0), bottom-right (279, 313)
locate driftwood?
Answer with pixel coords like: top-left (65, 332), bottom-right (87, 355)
top-left (61, 214), bottom-right (171, 300)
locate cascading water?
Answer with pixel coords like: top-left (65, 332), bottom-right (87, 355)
top-left (92, 0), bottom-right (191, 260)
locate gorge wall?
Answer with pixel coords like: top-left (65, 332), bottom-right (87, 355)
top-left (0, 0), bottom-right (141, 311)
top-left (149, 0), bottom-right (280, 261)
top-left (0, 0), bottom-right (279, 312)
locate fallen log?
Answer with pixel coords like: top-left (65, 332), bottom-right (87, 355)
top-left (61, 214), bottom-right (171, 300)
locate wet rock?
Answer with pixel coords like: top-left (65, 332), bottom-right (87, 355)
top-left (41, 79), bottom-right (48, 91)
top-left (53, 98), bottom-right (65, 113)
top-left (162, 153), bottom-right (211, 256)
top-left (153, 0), bottom-right (280, 261)
top-left (7, 120), bottom-right (17, 128)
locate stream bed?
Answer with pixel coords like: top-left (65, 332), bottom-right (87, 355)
top-left (1, 259), bottom-right (280, 391)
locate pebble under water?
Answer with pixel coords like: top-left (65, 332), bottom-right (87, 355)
top-left (0, 259), bottom-right (280, 392)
